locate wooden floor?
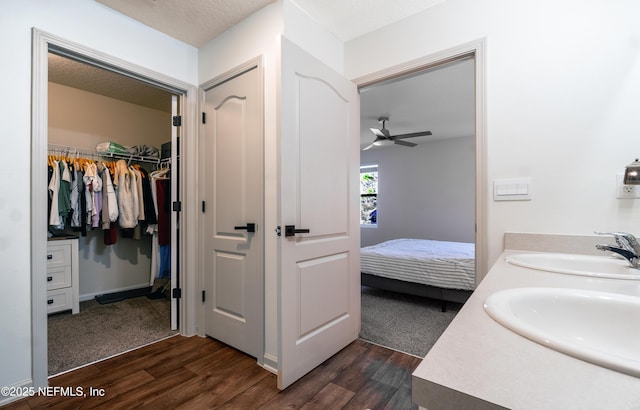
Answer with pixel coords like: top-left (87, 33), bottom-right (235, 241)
top-left (3, 335), bottom-right (422, 409)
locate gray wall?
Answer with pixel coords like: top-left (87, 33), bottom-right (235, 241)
top-left (360, 136), bottom-right (475, 247)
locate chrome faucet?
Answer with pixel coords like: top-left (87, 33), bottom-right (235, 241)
top-left (595, 231), bottom-right (640, 269)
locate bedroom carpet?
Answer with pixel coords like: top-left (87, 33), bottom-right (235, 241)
top-left (48, 295), bottom-right (177, 376)
top-left (359, 286), bottom-right (462, 358)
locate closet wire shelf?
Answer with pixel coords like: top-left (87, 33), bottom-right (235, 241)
top-left (48, 143), bottom-right (165, 165)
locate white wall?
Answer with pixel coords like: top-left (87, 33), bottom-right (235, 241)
top-left (0, 0), bottom-right (196, 395)
top-left (361, 137), bottom-right (475, 247)
top-left (345, 0), bottom-right (640, 270)
top-left (283, 0), bottom-right (344, 74)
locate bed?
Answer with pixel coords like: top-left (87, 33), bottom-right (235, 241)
top-left (360, 238), bottom-right (475, 311)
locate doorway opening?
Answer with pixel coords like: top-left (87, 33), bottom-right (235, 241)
top-left (46, 50), bottom-right (180, 375)
top-left (31, 29), bottom-right (194, 386)
top-left (354, 41), bottom-right (486, 357)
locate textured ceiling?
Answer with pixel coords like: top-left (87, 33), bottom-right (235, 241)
top-left (96, 0), bottom-right (275, 47)
top-left (49, 53), bottom-right (173, 112)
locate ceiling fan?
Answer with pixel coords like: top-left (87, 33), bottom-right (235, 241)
top-left (363, 117), bottom-right (432, 151)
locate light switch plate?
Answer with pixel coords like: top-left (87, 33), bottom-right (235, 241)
top-left (494, 178), bottom-right (532, 201)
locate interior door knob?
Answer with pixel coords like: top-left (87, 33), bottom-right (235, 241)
top-left (284, 225), bottom-right (310, 237)
top-left (234, 223), bottom-right (256, 233)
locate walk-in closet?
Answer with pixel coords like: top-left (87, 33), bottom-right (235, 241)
top-left (46, 51), bottom-right (179, 375)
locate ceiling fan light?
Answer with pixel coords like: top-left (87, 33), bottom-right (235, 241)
top-left (373, 139), bottom-right (394, 147)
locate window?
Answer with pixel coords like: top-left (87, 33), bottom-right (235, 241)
top-left (360, 164), bottom-right (378, 226)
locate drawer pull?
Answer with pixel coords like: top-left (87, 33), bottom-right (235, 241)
top-left (47, 276), bottom-right (53, 282)
top-left (47, 255), bottom-right (53, 260)
top-left (47, 299), bottom-right (54, 305)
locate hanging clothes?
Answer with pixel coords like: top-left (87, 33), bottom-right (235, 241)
top-left (96, 161), bottom-right (119, 246)
top-left (150, 166), bottom-right (171, 284)
top-left (47, 162), bottom-right (53, 223)
top-left (97, 162), bottom-right (110, 230)
top-left (47, 148), bottom-right (173, 294)
top-left (104, 222), bottom-right (118, 246)
top-left (48, 160), bottom-right (61, 227)
top-left (154, 173), bottom-right (171, 246)
top-left (128, 165), bottom-right (144, 240)
top-left (58, 161), bottom-right (72, 224)
top-left (140, 168), bottom-right (157, 227)
top-left (132, 166), bottom-right (145, 222)
top-left (70, 164), bottom-right (82, 228)
top-left (103, 164), bottom-right (118, 223)
top-left (83, 161), bottom-right (102, 229)
top-left (114, 159), bottom-right (139, 229)
top-left (70, 165), bottom-right (87, 236)
top-left (47, 147), bottom-right (163, 248)
top-left (156, 176), bottom-right (171, 279)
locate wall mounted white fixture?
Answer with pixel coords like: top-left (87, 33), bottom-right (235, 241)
top-left (493, 177), bottom-right (532, 201)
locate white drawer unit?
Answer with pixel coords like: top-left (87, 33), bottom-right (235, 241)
top-left (47, 238), bottom-right (79, 314)
top-left (46, 265), bottom-right (72, 290)
top-left (46, 288), bottom-right (73, 313)
top-left (46, 245), bottom-right (71, 269)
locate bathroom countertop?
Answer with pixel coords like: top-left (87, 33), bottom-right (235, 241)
top-left (412, 249), bottom-right (640, 410)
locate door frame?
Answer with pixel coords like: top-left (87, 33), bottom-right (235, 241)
top-left (30, 28), bottom-right (199, 388)
top-left (197, 56), bottom-right (266, 367)
top-left (352, 38), bottom-right (488, 281)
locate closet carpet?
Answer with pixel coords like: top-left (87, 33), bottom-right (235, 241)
top-left (48, 296), bottom-right (177, 376)
top-left (359, 286), bottom-right (462, 358)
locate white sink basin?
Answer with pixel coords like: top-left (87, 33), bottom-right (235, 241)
top-left (506, 252), bottom-right (640, 280)
top-left (484, 287), bottom-right (640, 377)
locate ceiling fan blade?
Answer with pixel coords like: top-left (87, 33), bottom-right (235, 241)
top-left (370, 128), bottom-right (386, 138)
top-left (393, 130), bottom-right (433, 140)
top-left (394, 139), bottom-right (417, 147)
top-left (362, 143), bottom-right (377, 151)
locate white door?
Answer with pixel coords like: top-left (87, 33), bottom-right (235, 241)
top-left (203, 63), bottom-right (263, 358)
top-left (278, 37), bottom-right (360, 389)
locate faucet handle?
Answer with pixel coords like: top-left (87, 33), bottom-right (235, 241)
top-left (594, 231), bottom-right (634, 252)
top-left (595, 231), bottom-right (640, 254)
top-left (618, 232), bottom-right (640, 254)
top-left (596, 244), bottom-right (640, 268)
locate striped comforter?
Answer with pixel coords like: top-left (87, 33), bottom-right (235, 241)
top-left (360, 238), bottom-right (476, 291)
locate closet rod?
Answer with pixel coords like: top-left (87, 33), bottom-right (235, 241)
top-left (48, 143), bottom-right (161, 165)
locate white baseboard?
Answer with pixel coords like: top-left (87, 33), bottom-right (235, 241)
top-left (79, 283), bottom-right (151, 302)
top-left (262, 353), bottom-right (278, 374)
top-left (0, 378), bottom-right (33, 406)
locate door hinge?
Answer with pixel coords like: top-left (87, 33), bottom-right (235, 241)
top-left (202, 112), bottom-right (206, 124)
top-left (172, 201), bottom-right (182, 212)
top-left (202, 201), bottom-right (206, 213)
top-left (173, 115), bottom-right (182, 127)
top-left (202, 290), bottom-right (206, 303)
top-left (275, 226), bottom-right (282, 236)
top-left (172, 288), bottom-right (182, 299)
